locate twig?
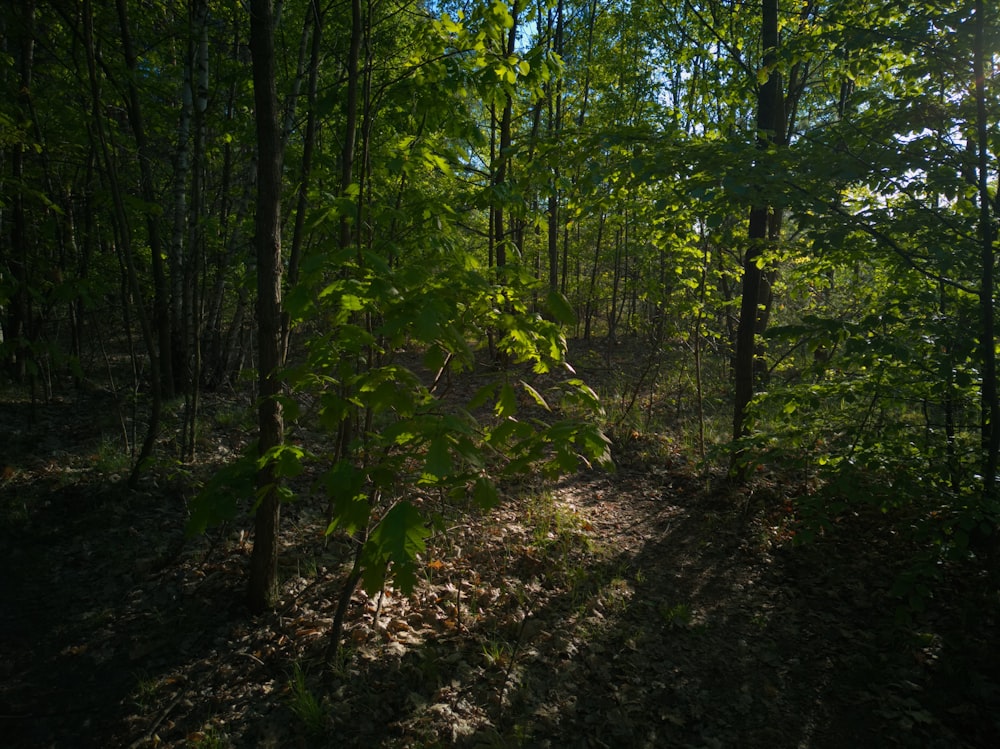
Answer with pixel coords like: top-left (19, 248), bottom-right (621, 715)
top-left (238, 651), bottom-right (266, 667)
top-left (127, 694), bottom-right (183, 749)
top-left (496, 612), bottom-right (531, 728)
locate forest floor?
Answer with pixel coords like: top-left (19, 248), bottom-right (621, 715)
top-left (2, 340), bottom-right (1000, 748)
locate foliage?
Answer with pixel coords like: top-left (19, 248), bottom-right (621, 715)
top-left (282, 242), bottom-right (610, 596)
top-left (3, 0), bottom-right (1000, 626)
top-left (287, 662), bottom-right (327, 736)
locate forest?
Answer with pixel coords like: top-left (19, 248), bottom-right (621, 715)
top-left (2, 0), bottom-right (1000, 745)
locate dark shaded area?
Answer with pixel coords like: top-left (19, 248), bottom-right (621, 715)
top-left (1, 389), bottom-right (999, 748)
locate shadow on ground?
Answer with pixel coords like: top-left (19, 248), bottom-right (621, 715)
top-left (2, 394), bottom-right (1000, 748)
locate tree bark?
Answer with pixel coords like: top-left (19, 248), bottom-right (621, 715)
top-left (282, 0), bottom-right (324, 362)
top-left (114, 0), bottom-right (174, 402)
top-left (170, 23), bottom-right (193, 394)
top-left (112, 0), bottom-right (171, 481)
top-left (732, 0), bottom-right (782, 443)
top-left (972, 0), bottom-right (999, 495)
top-left (547, 0), bottom-right (564, 292)
top-left (492, 2), bottom-right (518, 270)
top-left (7, 0), bottom-right (35, 384)
top-left (583, 213), bottom-right (605, 341)
top-left (248, 0), bottom-right (285, 614)
top-left (81, 0), bottom-right (163, 487)
top-left (183, 0), bottom-right (209, 459)
top-left (340, 0), bottom-right (362, 254)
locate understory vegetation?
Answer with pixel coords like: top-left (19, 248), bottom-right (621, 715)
top-left (3, 343), bottom-right (1000, 746)
top-left (2, 0), bottom-right (1000, 746)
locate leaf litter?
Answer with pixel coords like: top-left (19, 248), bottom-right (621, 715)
top-left (1, 386), bottom-right (999, 748)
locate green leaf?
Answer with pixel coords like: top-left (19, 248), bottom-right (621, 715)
top-left (550, 445), bottom-right (581, 475)
top-left (488, 417), bottom-right (534, 447)
top-left (259, 443), bottom-right (308, 479)
top-left (544, 289), bottom-right (576, 325)
top-left (362, 501), bottom-right (431, 594)
top-left (563, 379), bottom-right (602, 411)
top-left (186, 452), bottom-right (257, 535)
top-left (341, 294), bottom-right (365, 312)
top-left (577, 424), bottom-right (614, 468)
top-left (472, 476), bottom-right (499, 509)
top-left (520, 380), bottom-right (550, 411)
top-left (497, 381), bottom-right (518, 417)
top-left (469, 382), bottom-right (498, 410)
top-left (323, 461), bottom-right (370, 536)
top-left (424, 436), bottom-right (453, 479)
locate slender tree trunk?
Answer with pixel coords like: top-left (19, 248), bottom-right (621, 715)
top-left (547, 0), bottom-right (564, 292)
top-left (607, 226), bottom-right (622, 342)
top-left (206, 25), bottom-right (254, 389)
top-left (733, 0), bottom-right (782, 444)
top-left (562, 0), bottom-right (595, 304)
top-left (203, 48), bottom-right (238, 386)
top-left (621, 215), bottom-right (631, 332)
top-left (492, 2), bottom-right (518, 271)
top-left (282, 0), bottom-right (324, 363)
top-left (112, 0), bottom-right (172, 478)
top-left (114, 0), bottom-right (174, 401)
top-left (206, 173), bottom-right (252, 387)
top-left (170, 29), bottom-right (193, 393)
top-left (340, 0), bottom-right (362, 253)
top-left (488, 103), bottom-right (496, 271)
top-left (972, 0), bottom-right (999, 495)
top-left (493, 105), bottom-right (512, 269)
top-left (577, 0), bottom-right (597, 129)
top-left (7, 0), bottom-right (35, 384)
top-left (583, 213), bottom-right (605, 341)
top-left (248, 0), bottom-right (285, 614)
top-left (695, 226), bottom-right (709, 460)
top-left (281, 2), bottom-right (312, 148)
top-left (560, 223), bottom-right (570, 295)
top-left (184, 0), bottom-right (209, 460)
top-left (82, 0), bottom-right (162, 488)
top-left (327, 0), bottom-right (365, 466)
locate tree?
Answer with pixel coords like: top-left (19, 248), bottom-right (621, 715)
top-left (10, 0), bottom-right (999, 629)
top-left (112, 0), bottom-right (170, 476)
top-left (247, 0), bottom-right (286, 614)
top-left (971, 0), bottom-right (999, 495)
top-left (4, 0), bottom-right (35, 386)
top-left (732, 0), bottom-right (782, 443)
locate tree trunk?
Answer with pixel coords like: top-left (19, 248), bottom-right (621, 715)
top-left (114, 0), bottom-right (174, 402)
top-left (205, 23), bottom-right (254, 390)
top-left (583, 213), bottom-right (605, 341)
top-left (340, 0), bottom-right (362, 254)
top-left (282, 0), bottom-right (324, 362)
top-left (82, 0), bottom-right (163, 488)
top-left (112, 0), bottom-right (172, 480)
top-left (972, 0), bottom-right (999, 495)
top-left (7, 0), bottom-right (35, 384)
top-left (170, 28), bottom-right (193, 394)
top-left (247, 0), bottom-right (285, 614)
top-left (182, 0), bottom-right (209, 460)
top-left (492, 2), bottom-right (518, 271)
top-left (732, 0), bottom-right (782, 443)
top-left (547, 0), bottom-right (564, 292)
top-left (607, 225), bottom-right (622, 342)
